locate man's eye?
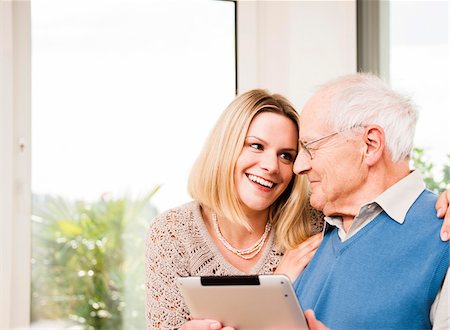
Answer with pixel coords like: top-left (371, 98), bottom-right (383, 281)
top-left (250, 143), bottom-right (263, 150)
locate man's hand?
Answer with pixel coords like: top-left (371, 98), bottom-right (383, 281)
top-left (305, 310), bottom-right (329, 330)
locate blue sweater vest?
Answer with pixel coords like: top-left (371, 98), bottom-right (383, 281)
top-left (294, 190), bottom-right (449, 330)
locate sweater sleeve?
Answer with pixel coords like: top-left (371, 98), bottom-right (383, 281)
top-left (145, 211), bottom-right (191, 329)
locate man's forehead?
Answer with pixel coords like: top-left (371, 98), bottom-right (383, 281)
top-left (299, 95), bottom-right (331, 138)
top-left (301, 91), bottom-right (330, 114)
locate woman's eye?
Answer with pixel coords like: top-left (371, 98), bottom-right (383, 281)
top-left (280, 152), bottom-right (294, 162)
top-left (250, 143), bottom-right (263, 150)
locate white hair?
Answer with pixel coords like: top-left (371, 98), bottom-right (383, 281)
top-left (319, 73), bottom-right (418, 163)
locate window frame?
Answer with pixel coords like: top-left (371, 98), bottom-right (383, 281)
top-left (0, 1), bottom-right (32, 328)
top-left (356, 0), bottom-right (390, 78)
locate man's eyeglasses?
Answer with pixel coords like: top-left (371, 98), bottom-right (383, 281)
top-left (299, 126), bottom-right (364, 159)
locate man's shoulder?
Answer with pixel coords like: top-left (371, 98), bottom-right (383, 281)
top-left (402, 190), bottom-right (447, 253)
top-left (418, 188), bottom-right (438, 202)
top-left (408, 189), bottom-right (439, 220)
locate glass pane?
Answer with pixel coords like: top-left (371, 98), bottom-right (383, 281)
top-left (388, 1), bottom-right (449, 187)
top-left (31, 1), bottom-right (235, 329)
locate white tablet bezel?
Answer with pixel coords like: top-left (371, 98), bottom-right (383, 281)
top-left (176, 274), bottom-right (308, 330)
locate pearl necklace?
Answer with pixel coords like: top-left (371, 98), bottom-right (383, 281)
top-left (211, 212), bottom-right (271, 260)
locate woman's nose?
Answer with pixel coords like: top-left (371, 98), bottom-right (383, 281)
top-left (260, 153), bottom-right (279, 173)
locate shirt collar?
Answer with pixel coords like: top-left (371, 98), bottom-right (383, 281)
top-left (373, 170), bottom-right (425, 224)
top-left (323, 170), bottom-right (426, 232)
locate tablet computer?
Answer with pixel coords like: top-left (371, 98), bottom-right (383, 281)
top-left (176, 274), bottom-right (308, 330)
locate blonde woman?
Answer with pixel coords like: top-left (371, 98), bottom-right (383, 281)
top-left (145, 89), bottom-right (450, 330)
top-left (145, 89), bottom-right (322, 330)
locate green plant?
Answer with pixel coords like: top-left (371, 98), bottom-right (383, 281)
top-left (31, 186), bottom-right (159, 330)
top-left (411, 148), bottom-right (450, 194)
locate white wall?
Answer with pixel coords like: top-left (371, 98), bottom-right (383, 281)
top-left (237, 0), bottom-right (357, 110)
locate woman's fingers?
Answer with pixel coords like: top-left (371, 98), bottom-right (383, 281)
top-left (295, 233), bottom-right (322, 256)
top-left (436, 189), bottom-right (450, 241)
top-left (180, 319), bottom-right (227, 330)
top-left (275, 233), bottom-right (323, 281)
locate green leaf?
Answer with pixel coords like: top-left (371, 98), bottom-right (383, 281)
top-left (57, 220), bottom-right (82, 236)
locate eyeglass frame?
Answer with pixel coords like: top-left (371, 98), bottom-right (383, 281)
top-left (299, 126), bottom-right (365, 159)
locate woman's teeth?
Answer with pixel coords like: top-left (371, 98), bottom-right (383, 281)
top-left (247, 174), bottom-right (274, 188)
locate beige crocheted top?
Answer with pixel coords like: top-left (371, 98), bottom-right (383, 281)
top-left (145, 201), bottom-right (323, 329)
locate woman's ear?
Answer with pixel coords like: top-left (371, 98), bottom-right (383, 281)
top-left (363, 125), bottom-right (385, 166)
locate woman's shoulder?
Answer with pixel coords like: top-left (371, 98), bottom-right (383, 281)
top-left (149, 200), bottom-right (203, 233)
top-left (146, 201), bottom-right (210, 263)
top-left (306, 203), bottom-right (325, 234)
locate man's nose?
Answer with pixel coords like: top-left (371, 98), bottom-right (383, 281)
top-left (293, 149), bottom-right (311, 175)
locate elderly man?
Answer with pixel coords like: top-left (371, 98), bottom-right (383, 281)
top-left (294, 73), bottom-right (449, 329)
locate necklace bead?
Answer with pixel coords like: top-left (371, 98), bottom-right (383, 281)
top-left (211, 212), bottom-right (271, 260)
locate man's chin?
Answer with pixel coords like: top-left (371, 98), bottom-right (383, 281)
top-left (309, 195), bottom-right (326, 212)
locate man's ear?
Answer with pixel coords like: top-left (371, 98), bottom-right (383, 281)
top-left (363, 125), bottom-right (385, 166)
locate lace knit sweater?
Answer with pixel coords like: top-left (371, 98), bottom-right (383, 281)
top-left (145, 201), bottom-right (323, 329)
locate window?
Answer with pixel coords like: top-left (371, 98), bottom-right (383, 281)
top-left (31, 1), bottom-right (235, 328)
top-left (388, 1), bottom-right (449, 176)
top-left (357, 0), bottom-right (449, 180)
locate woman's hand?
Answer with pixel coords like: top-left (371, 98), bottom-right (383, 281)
top-left (436, 189), bottom-right (450, 241)
top-left (275, 233), bottom-right (322, 282)
top-left (180, 319), bottom-right (235, 330)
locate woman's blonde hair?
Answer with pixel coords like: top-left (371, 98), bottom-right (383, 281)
top-left (188, 89), bottom-right (312, 249)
